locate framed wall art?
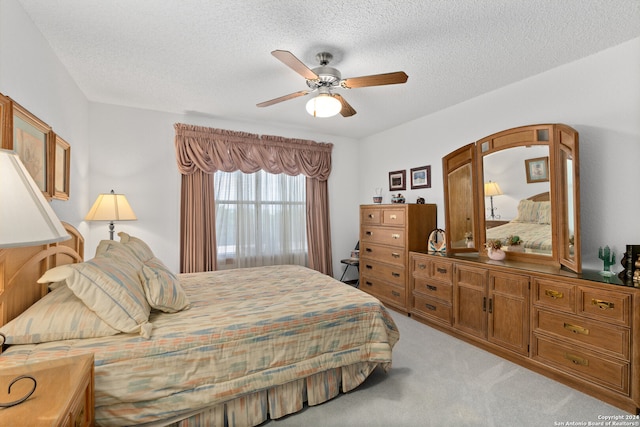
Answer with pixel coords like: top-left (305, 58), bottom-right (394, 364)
top-left (9, 102), bottom-right (53, 197)
top-left (525, 156), bottom-right (549, 183)
top-left (0, 93), bottom-right (11, 147)
top-left (388, 170), bottom-right (406, 191)
top-left (410, 165), bottom-right (431, 189)
top-left (53, 134), bottom-right (71, 200)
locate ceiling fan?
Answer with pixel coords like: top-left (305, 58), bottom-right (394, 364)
top-left (257, 50), bottom-right (408, 118)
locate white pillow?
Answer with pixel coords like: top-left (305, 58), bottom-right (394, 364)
top-left (0, 286), bottom-right (119, 344)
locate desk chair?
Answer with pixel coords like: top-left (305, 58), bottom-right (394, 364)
top-left (339, 242), bottom-right (359, 287)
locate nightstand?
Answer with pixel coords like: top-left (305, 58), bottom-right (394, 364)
top-left (0, 354), bottom-right (94, 427)
top-left (485, 219), bottom-right (510, 229)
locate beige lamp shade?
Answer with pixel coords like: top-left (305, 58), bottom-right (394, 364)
top-left (85, 190), bottom-right (137, 239)
top-left (0, 149), bottom-right (70, 248)
top-left (484, 181), bottom-right (503, 197)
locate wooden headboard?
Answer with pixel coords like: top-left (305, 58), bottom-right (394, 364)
top-left (528, 192), bottom-right (550, 202)
top-left (0, 222), bottom-right (84, 327)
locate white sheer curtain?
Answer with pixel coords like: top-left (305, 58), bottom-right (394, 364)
top-left (214, 170), bottom-right (307, 269)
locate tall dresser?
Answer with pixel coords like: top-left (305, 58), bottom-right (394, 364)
top-left (359, 204), bottom-right (437, 313)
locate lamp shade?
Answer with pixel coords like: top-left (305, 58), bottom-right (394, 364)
top-left (84, 190), bottom-right (137, 222)
top-left (0, 149), bottom-right (70, 248)
top-left (484, 181), bottom-right (503, 197)
top-left (305, 93), bottom-right (342, 118)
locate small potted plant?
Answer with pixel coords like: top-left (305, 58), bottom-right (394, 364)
top-left (464, 231), bottom-right (474, 248)
top-left (485, 239), bottom-right (506, 260)
top-left (507, 235), bottom-right (523, 252)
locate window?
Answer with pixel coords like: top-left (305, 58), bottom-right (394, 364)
top-left (214, 170), bottom-right (307, 269)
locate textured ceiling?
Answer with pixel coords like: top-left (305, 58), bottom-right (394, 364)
top-left (16, 0), bottom-right (640, 139)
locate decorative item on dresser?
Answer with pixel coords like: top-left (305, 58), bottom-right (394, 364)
top-left (359, 203), bottom-right (437, 313)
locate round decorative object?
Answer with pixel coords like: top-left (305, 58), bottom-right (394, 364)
top-left (488, 248), bottom-right (506, 260)
top-left (428, 229), bottom-right (446, 253)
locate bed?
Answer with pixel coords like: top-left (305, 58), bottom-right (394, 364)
top-left (0, 223), bottom-right (399, 426)
top-left (485, 192), bottom-right (553, 254)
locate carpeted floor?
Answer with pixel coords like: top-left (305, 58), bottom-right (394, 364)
top-left (266, 308), bottom-right (630, 427)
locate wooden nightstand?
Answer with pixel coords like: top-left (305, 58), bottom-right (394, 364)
top-left (0, 354), bottom-right (94, 427)
top-left (485, 219), bottom-right (510, 229)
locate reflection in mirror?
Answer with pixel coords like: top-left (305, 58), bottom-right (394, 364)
top-left (483, 145), bottom-right (552, 256)
top-left (448, 164), bottom-right (474, 249)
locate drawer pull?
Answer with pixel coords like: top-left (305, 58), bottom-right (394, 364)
top-left (366, 248), bottom-right (373, 253)
top-left (426, 285), bottom-right (437, 291)
top-left (365, 281), bottom-right (373, 286)
top-left (365, 264), bottom-right (373, 270)
top-left (563, 322), bottom-right (589, 335)
top-left (391, 233), bottom-right (400, 239)
top-left (392, 272), bottom-right (400, 278)
top-left (368, 214), bottom-right (375, 219)
top-left (436, 267), bottom-right (448, 274)
top-left (392, 252), bottom-right (401, 258)
top-left (544, 289), bottom-right (564, 299)
top-left (391, 290), bottom-right (400, 297)
top-left (425, 303), bottom-right (437, 311)
top-left (389, 214), bottom-right (397, 220)
top-left (591, 299), bottom-right (614, 310)
top-left (564, 352), bottom-right (589, 366)
top-left (366, 231), bottom-right (373, 236)
top-left (417, 263), bottom-right (426, 269)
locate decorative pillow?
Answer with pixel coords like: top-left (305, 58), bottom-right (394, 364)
top-left (513, 199), bottom-right (539, 223)
top-left (118, 232), bottom-right (155, 262)
top-left (0, 286), bottom-right (119, 344)
top-left (139, 257), bottom-right (190, 313)
top-left (37, 264), bottom-right (75, 290)
top-left (537, 201), bottom-right (552, 224)
top-left (95, 239), bottom-right (144, 271)
top-left (61, 256), bottom-right (152, 338)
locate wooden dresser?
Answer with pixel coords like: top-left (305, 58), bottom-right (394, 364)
top-left (409, 251), bottom-right (640, 414)
top-left (359, 204), bottom-right (436, 313)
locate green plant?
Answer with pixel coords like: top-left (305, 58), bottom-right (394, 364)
top-left (507, 235), bottom-right (522, 246)
top-left (485, 239), bottom-right (502, 250)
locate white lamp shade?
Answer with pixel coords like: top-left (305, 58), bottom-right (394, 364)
top-left (84, 192), bottom-right (137, 221)
top-left (305, 94), bottom-right (342, 118)
top-left (0, 149), bottom-right (70, 248)
top-left (484, 181), bottom-right (503, 197)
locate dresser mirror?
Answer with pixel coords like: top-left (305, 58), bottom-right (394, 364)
top-left (443, 124), bottom-right (581, 273)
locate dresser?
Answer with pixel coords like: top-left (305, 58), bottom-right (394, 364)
top-left (0, 354), bottom-right (95, 426)
top-left (359, 204), bottom-right (437, 313)
top-left (409, 251), bottom-right (640, 414)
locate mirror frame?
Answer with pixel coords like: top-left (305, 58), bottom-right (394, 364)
top-left (443, 124), bottom-right (581, 273)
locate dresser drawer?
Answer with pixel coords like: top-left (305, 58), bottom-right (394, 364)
top-left (361, 225), bottom-right (405, 247)
top-left (361, 275), bottom-right (405, 306)
top-left (361, 207), bottom-right (382, 225)
top-left (413, 294), bottom-right (452, 325)
top-left (361, 261), bottom-right (405, 286)
top-left (413, 277), bottom-right (452, 303)
top-left (361, 242), bottom-right (405, 267)
top-left (534, 337), bottom-right (629, 395)
top-left (533, 279), bottom-right (575, 313)
top-left (430, 259), bottom-right (453, 284)
top-left (534, 309), bottom-right (630, 360)
top-left (381, 208), bottom-right (405, 226)
top-left (578, 287), bottom-right (630, 327)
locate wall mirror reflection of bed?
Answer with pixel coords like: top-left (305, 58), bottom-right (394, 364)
top-left (443, 123), bottom-right (581, 273)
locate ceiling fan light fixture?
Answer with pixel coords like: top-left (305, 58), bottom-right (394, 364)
top-left (305, 93), bottom-right (342, 118)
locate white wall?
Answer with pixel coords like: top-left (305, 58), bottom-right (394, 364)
top-left (358, 37), bottom-right (640, 271)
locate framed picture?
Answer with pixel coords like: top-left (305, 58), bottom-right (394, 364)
top-left (9, 102), bottom-right (53, 197)
top-left (388, 170), bottom-right (406, 191)
top-left (53, 134), bottom-right (71, 200)
top-left (525, 156), bottom-right (549, 183)
top-left (410, 165), bottom-right (431, 189)
top-left (0, 93), bottom-right (11, 148)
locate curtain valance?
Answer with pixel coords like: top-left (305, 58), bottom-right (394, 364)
top-left (174, 123), bottom-right (333, 181)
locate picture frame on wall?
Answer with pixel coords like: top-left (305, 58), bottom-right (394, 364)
top-left (525, 156), bottom-right (549, 183)
top-left (388, 169), bottom-right (406, 191)
top-left (0, 93), bottom-right (11, 147)
top-left (410, 165), bottom-right (431, 189)
top-left (53, 134), bottom-right (71, 200)
top-left (8, 102), bottom-right (53, 198)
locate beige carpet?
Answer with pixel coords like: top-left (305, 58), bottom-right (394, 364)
top-left (266, 308), bottom-right (628, 427)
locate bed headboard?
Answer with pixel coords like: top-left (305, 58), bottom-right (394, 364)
top-left (0, 222), bottom-right (84, 327)
top-left (528, 192), bottom-right (550, 202)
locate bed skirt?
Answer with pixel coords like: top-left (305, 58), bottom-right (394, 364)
top-left (163, 361), bottom-right (381, 427)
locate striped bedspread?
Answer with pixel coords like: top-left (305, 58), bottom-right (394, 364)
top-left (485, 221), bottom-right (553, 252)
top-left (1, 265), bottom-right (399, 426)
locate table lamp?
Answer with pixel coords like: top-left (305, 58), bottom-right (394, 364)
top-left (84, 190), bottom-right (137, 239)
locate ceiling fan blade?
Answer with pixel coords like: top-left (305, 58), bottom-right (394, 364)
top-left (342, 71), bottom-right (408, 89)
top-left (334, 94), bottom-right (356, 117)
top-left (256, 90), bottom-right (310, 107)
top-left (271, 50), bottom-right (318, 80)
